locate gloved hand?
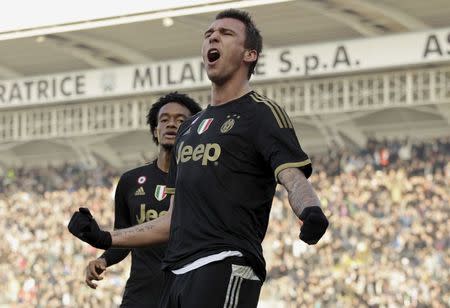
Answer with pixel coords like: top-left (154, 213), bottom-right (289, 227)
top-left (299, 206), bottom-right (329, 245)
top-left (68, 207), bottom-right (112, 249)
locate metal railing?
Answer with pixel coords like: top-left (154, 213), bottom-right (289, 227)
top-left (1, 66), bottom-right (449, 142)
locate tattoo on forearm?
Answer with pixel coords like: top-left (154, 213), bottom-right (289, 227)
top-left (114, 223), bottom-right (154, 238)
top-left (278, 168), bottom-right (321, 218)
top-left (110, 206), bottom-right (172, 248)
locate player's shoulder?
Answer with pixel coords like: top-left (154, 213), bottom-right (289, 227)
top-left (246, 91), bottom-right (293, 129)
top-left (119, 162), bottom-right (156, 183)
top-left (247, 91), bottom-right (282, 113)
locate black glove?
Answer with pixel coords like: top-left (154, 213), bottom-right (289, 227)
top-left (299, 206), bottom-right (329, 245)
top-left (68, 207), bottom-right (112, 250)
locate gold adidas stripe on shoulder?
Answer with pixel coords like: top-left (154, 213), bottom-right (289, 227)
top-left (253, 92), bottom-right (294, 129)
top-left (250, 93), bottom-right (283, 128)
top-left (250, 93), bottom-right (286, 128)
top-left (250, 93), bottom-right (293, 129)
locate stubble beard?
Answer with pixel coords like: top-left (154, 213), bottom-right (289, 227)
top-left (161, 143), bottom-right (174, 152)
top-left (208, 70), bottom-right (229, 86)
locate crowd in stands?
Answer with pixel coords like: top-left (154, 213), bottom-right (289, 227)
top-left (0, 163), bottom-right (123, 307)
top-left (0, 137), bottom-right (448, 307)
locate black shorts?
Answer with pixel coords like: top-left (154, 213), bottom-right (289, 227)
top-left (159, 257), bottom-right (262, 308)
top-left (121, 276), bottom-right (163, 308)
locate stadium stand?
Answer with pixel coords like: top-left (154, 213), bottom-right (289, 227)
top-left (1, 137), bottom-right (448, 307)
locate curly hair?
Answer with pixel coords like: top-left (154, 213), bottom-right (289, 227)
top-left (146, 92), bottom-right (202, 145)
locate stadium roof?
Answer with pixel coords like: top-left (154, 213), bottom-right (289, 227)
top-left (1, 0), bottom-right (450, 78)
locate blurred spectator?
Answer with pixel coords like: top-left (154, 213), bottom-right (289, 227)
top-left (0, 137), bottom-right (449, 307)
top-left (261, 136), bottom-right (450, 307)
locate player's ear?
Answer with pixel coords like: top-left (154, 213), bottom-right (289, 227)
top-left (243, 49), bottom-right (257, 64)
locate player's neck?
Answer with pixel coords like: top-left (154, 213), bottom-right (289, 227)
top-left (210, 75), bottom-right (251, 106)
top-left (156, 149), bottom-right (171, 173)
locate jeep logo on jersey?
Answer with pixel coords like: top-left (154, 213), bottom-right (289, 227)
top-left (176, 141), bottom-right (221, 165)
top-left (136, 204), bottom-right (168, 224)
top-left (197, 118), bottom-right (214, 134)
top-left (154, 185), bottom-right (167, 201)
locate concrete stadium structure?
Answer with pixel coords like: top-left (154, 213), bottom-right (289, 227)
top-left (1, 0), bottom-right (450, 168)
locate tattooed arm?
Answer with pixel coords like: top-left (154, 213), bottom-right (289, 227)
top-left (110, 195), bottom-right (174, 248)
top-left (278, 167), bottom-right (321, 217)
top-left (68, 195), bottom-right (174, 249)
top-left (278, 167), bottom-right (328, 245)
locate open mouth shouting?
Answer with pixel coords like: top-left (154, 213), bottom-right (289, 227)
top-left (207, 48), bottom-right (221, 64)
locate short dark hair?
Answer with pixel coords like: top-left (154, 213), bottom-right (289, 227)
top-left (215, 9), bottom-right (263, 80)
top-left (146, 92), bottom-right (202, 145)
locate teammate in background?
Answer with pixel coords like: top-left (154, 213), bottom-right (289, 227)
top-left (83, 92), bottom-right (201, 307)
top-left (69, 9), bottom-right (328, 308)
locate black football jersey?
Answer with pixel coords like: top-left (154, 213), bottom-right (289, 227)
top-left (163, 91), bottom-right (311, 281)
top-left (101, 161), bottom-right (169, 304)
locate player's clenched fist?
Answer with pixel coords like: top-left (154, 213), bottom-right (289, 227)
top-left (68, 207), bottom-right (112, 249)
top-left (299, 206), bottom-right (329, 245)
